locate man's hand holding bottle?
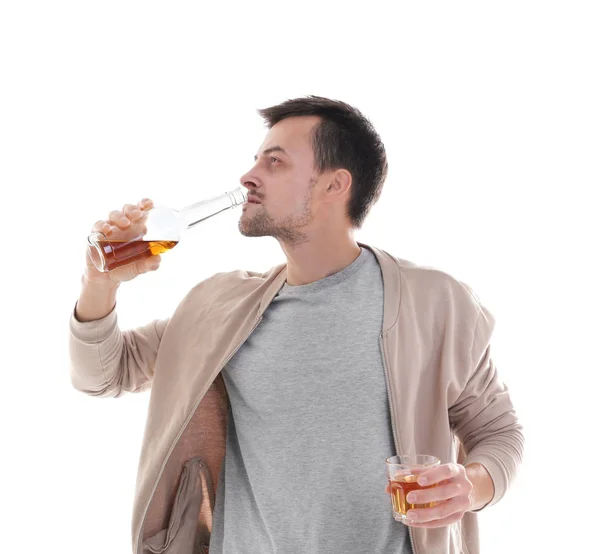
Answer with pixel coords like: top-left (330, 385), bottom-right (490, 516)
top-left (76, 198), bottom-right (160, 322)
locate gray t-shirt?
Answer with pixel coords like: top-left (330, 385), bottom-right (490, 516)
top-left (209, 247), bottom-right (412, 554)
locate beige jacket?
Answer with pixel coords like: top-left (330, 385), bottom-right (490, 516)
top-left (69, 242), bottom-right (524, 554)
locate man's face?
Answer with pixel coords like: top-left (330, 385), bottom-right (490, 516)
top-left (238, 115), bottom-right (327, 245)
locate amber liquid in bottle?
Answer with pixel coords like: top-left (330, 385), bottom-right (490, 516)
top-left (389, 474), bottom-right (438, 515)
top-left (98, 239), bottom-right (178, 271)
top-left (87, 188), bottom-right (248, 273)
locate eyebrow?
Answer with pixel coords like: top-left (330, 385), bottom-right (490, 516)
top-left (254, 146), bottom-right (288, 161)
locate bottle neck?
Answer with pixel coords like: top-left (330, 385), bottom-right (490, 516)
top-left (180, 187), bottom-right (248, 230)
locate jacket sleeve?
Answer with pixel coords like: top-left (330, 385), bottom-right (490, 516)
top-left (448, 302), bottom-right (525, 512)
top-left (69, 302), bottom-right (169, 398)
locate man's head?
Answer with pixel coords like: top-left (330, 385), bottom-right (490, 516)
top-left (238, 96), bottom-right (388, 246)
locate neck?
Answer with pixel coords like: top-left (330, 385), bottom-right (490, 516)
top-left (281, 233), bottom-right (361, 286)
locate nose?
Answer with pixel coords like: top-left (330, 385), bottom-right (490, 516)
top-left (239, 170), bottom-right (259, 194)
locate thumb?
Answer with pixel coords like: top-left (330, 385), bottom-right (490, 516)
top-left (144, 254), bottom-right (162, 272)
top-left (127, 255), bottom-right (161, 278)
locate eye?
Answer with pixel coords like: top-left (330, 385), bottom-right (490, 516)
top-left (270, 157), bottom-right (280, 163)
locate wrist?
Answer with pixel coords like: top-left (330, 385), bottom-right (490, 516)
top-left (81, 270), bottom-right (121, 291)
top-left (465, 462), bottom-right (495, 512)
top-left (75, 270), bottom-right (120, 323)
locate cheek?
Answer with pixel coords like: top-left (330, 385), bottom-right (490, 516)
top-left (266, 173), bottom-right (309, 212)
top-left (273, 183), bottom-right (297, 207)
top-left (288, 177), bottom-right (313, 204)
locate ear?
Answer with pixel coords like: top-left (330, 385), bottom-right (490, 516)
top-left (326, 169), bottom-right (352, 199)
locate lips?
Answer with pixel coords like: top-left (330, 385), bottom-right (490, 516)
top-left (247, 196), bottom-right (261, 204)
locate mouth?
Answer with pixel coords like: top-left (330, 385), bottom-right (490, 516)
top-left (245, 197), bottom-right (262, 205)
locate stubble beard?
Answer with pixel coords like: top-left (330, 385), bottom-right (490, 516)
top-left (238, 178), bottom-right (316, 247)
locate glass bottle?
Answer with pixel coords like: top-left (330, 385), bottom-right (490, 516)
top-left (87, 187), bottom-right (248, 272)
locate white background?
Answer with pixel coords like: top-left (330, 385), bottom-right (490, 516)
top-left (1, 1), bottom-right (598, 553)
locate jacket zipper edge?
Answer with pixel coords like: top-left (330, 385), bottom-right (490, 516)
top-left (380, 332), bottom-right (418, 554)
top-left (135, 315), bottom-right (264, 553)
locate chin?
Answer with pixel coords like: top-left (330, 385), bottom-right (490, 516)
top-left (238, 220), bottom-right (266, 238)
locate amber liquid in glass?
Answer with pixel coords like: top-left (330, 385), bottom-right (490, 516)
top-left (98, 239), bottom-right (178, 271)
top-left (389, 474), bottom-right (437, 516)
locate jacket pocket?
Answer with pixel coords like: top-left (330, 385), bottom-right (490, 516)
top-left (142, 456), bottom-right (214, 554)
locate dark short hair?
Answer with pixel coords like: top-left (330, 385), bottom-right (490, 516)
top-left (257, 95), bottom-right (388, 229)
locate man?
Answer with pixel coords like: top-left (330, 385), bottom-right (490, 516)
top-left (69, 95), bottom-right (524, 554)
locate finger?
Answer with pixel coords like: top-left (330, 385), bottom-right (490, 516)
top-left (122, 203), bottom-right (143, 220)
top-left (138, 198), bottom-right (154, 210)
top-left (404, 510), bottom-right (465, 528)
top-left (127, 208), bottom-right (144, 221)
top-left (418, 463), bottom-right (462, 487)
top-left (91, 220), bottom-right (112, 234)
top-left (406, 480), bottom-right (470, 505)
top-left (406, 496), bottom-right (470, 525)
top-left (145, 254), bottom-right (161, 271)
top-left (108, 210), bottom-right (131, 229)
